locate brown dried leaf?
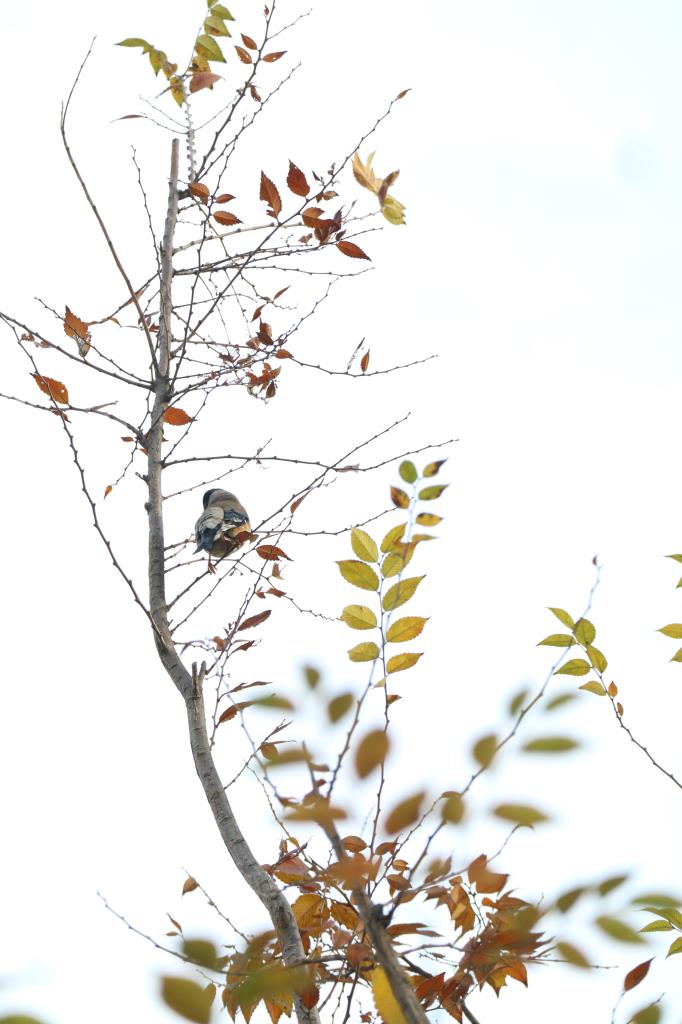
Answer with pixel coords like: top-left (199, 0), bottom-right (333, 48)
top-left (260, 172), bottom-right (282, 217)
top-left (241, 33), bottom-right (258, 50)
top-left (182, 876), bottom-right (199, 895)
top-left (263, 51), bottom-right (286, 62)
top-left (337, 240), bottom-right (370, 260)
top-left (214, 210), bottom-right (242, 226)
top-left (250, 84), bottom-right (261, 102)
top-left (287, 160), bottom-right (310, 197)
top-left (163, 407), bottom-right (193, 426)
top-left (235, 45), bottom-right (253, 63)
top-left (64, 306), bottom-right (91, 356)
top-left (104, 485), bottom-right (113, 498)
top-left (624, 959), bottom-right (653, 992)
top-left (32, 373), bottom-right (69, 405)
top-left (190, 71), bottom-right (222, 93)
top-left (189, 181), bottom-right (210, 203)
top-left (238, 609), bottom-right (272, 631)
top-left (216, 193), bottom-right (235, 203)
top-left (360, 351), bottom-right (370, 373)
top-left (257, 544), bottom-right (291, 561)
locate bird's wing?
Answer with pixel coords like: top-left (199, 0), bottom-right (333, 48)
top-left (195, 505), bottom-right (225, 535)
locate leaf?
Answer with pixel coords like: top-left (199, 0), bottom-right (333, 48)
top-left (348, 642), bottom-right (380, 663)
top-left (554, 659), bottom-right (591, 676)
top-left (190, 71), bottom-right (222, 93)
top-left (399, 461), bottom-right (417, 484)
top-left (545, 692), bottom-right (577, 711)
top-left (441, 793), bottom-right (464, 824)
top-left (351, 528), bottom-right (378, 563)
top-left (369, 967), bottom-right (406, 1024)
top-left (386, 652), bottom-right (422, 674)
top-left (538, 634), bottom-right (575, 648)
top-left (423, 459), bottom-right (446, 477)
top-left (670, 647), bottom-right (682, 663)
top-left (658, 623), bottom-right (682, 638)
top-left (598, 874), bottom-right (629, 896)
top-left (382, 576), bottom-right (424, 611)
top-left (493, 803), bottom-right (548, 826)
top-left (623, 959), bottom-right (653, 991)
top-left (390, 486), bottom-right (410, 509)
top-left (104, 485), bottom-right (113, 498)
top-left (238, 609), bottom-right (272, 630)
top-left (522, 737), bottom-right (579, 754)
top-left (632, 893), bottom-right (681, 907)
top-left (415, 513), bottom-right (441, 526)
top-left (163, 407), bottom-right (193, 426)
top-left (182, 876), bottom-right (198, 895)
top-left (639, 920), bottom-right (673, 933)
top-left (386, 617), bottom-right (428, 643)
top-left (467, 853), bottom-right (508, 894)
top-left (263, 51), bottom-right (286, 62)
top-left (328, 692), bottom-right (354, 723)
top-left (381, 523), bottom-right (406, 553)
top-left (385, 791), bottom-right (425, 833)
top-left (573, 618), bottom-right (596, 645)
top-left (579, 681), bottom-right (607, 695)
top-left (257, 545), bottom-right (291, 561)
top-left (287, 161), bottom-right (310, 196)
top-left (337, 241), bottom-right (371, 260)
top-left (509, 688), bottom-right (528, 715)
top-left (556, 941), bottom-right (590, 968)
top-left (586, 644), bottom-right (608, 672)
top-left (215, 193), bottom-right (235, 203)
top-left (260, 172), bottom-right (282, 217)
top-left (161, 977), bottom-right (213, 1024)
top-left (556, 887), bottom-right (586, 913)
top-left (549, 607), bottom-right (575, 628)
top-left (360, 351), bottom-right (370, 373)
top-left (32, 373), bottom-right (69, 404)
top-left (595, 916), bottom-right (644, 943)
top-left (472, 733), bottom-right (497, 768)
top-left (337, 560), bottom-right (380, 591)
top-left (418, 485), bottom-right (447, 501)
top-left (189, 181), bottom-right (210, 203)
top-left (195, 34), bottom-right (226, 62)
top-left (631, 1005), bottom-right (661, 1024)
top-left (235, 45), bottom-right (253, 63)
top-left (341, 605), bottom-right (377, 630)
top-left (183, 939), bottom-right (218, 968)
top-left (64, 305), bottom-right (91, 356)
top-left (356, 729), bottom-right (389, 778)
top-left (667, 936), bottom-right (682, 956)
top-left (214, 210), bottom-right (242, 226)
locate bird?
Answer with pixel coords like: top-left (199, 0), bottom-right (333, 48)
top-left (194, 488), bottom-right (252, 573)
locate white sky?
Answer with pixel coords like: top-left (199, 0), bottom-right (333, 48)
top-left (2, 2), bottom-right (682, 1023)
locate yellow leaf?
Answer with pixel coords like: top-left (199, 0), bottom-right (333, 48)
top-left (340, 605), bottom-right (377, 630)
top-left (386, 652), bottom-right (422, 674)
top-left (385, 791), bottom-right (425, 833)
top-left (337, 560), bottom-right (380, 591)
top-left (381, 523), bottom-right (406, 553)
top-left (369, 967), bottom-right (407, 1024)
top-left (386, 617), bottom-right (428, 643)
top-left (382, 576), bottom-right (424, 612)
top-left (355, 729), bottom-right (389, 778)
top-left (351, 528), bottom-right (378, 563)
top-left (348, 642), bottom-right (380, 663)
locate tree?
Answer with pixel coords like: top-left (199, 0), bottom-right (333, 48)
top-left (1, 4), bottom-right (681, 1024)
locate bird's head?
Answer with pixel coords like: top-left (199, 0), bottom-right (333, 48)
top-left (202, 488), bottom-right (237, 508)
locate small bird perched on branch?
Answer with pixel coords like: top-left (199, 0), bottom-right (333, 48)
top-left (194, 489), bottom-right (251, 573)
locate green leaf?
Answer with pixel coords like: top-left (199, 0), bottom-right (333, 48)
top-left (117, 37), bottom-right (151, 48)
top-left (632, 894), bottom-right (681, 907)
top-left (204, 12), bottom-right (231, 35)
top-left (441, 792), bottom-right (464, 823)
top-left (556, 887), bottom-right (586, 913)
top-left (523, 736), bottom-right (579, 754)
top-left (631, 1004), bottom-right (661, 1024)
top-left (382, 575), bottom-right (425, 611)
top-left (472, 733), bottom-right (497, 768)
top-left (340, 604), bottom-right (377, 630)
top-left (399, 460), bottom-right (417, 483)
top-left (598, 874), bottom-right (629, 896)
top-left (418, 484), bottom-right (447, 501)
top-left (555, 941), bottom-right (590, 968)
top-left (670, 647), bottom-right (682, 663)
top-left (554, 659), bottom-right (591, 676)
top-left (415, 513), bottom-right (442, 526)
top-left (328, 692), bottom-right (354, 722)
top-left (508, 688), bottom-right (528, 715)
top-left (351, 528), bottom-right (379, 563)
top-left (639, 920), bottom-right (674, 933)
top-left (579, 680), bottom-right (607, 695)
top-left (211, 3), bottom-right (235, 18)
top-left (654, 907), bottom-right (682, 928)
top-left (586, 644), bottom-right (607, 672)
top-left (348, 642), bottom-right (380, 662)
top-left (667, 936), bottom-right (682, 956)
top-left (161, 977), bottom-right (213, 1024)
top-left (182, 939), bottom-right (218, 968)
top-left (423, 459), bottom-right (446, 477)
top-left (386, 616), bottom-right (428, 643)
top-left (595, 916), bottom-right (644, 943)
top-left (381, 523), bottom-right (406, 553)
top-left (545, 692), bottom-right (577, 711)
top-left (386, 652), bottom-right (422, 674)
top-left (337, 560), bottom-right (380, 591)
top-left (538, 633), bottom-right (575, 647)
top-left (195, 33), bottom-right (226, 61)
top-left (303, 665), bottom-right (320, 688)
top-left (493, 803), bottom-right (548, 826)
top-left (657, 623), bottom-right (682, 638)
top-left (549, 607), bottom-right (575, 629)
top-left (573, 618), bottom-right (596, 645)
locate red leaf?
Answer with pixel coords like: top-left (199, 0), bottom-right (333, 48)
top-left (287, 160), bottom-right (310, 197)
top-left (189, 181), bottom-right (210, 204)
top-left (32, 373), bottom-right (69, 405)
top-left (263, 51), bottom-right (286, 62)
top-left (235, 45), bottom-right (253, 64)
top-left (163, 407), bottom-right (193, 426)
top-left (624, 959), bottom-right (653, 992)
top-left (238, 609), bottom-right (272, 631)
top-left (214, 210), bottom-right (242, 227)
top-left (241, 33), bottom-right (258, 50)
top-left (259, 171), bottom-right (282, 218)
top-left (189, 71), bottom-right (222, 93)
top-left (257, 544), bottom-right (291, 561)
top-left (337, 240), bottom-right (370, 260)
top-left (360, 350), bottom-right (370, 373)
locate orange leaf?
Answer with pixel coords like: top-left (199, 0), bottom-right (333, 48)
top-left (189, 71), bottom-right (221, 93)
top-left (104, 485), bottom-right (113, 498)
top-left (241, 33), bottom-right (258, 50)
top-left (216, 193), bottom-right (235, 203)
top-left (189, 181), bottom-right (210, 203)
top-left (624, 959), bottom-right (653, 992)
top-left (260, 171), bottom-right (282, 218)
top-left (214, 210), bottom-right (242, 226)
top-left (287, 160), bottom-right (310, 197)
top-left (64, 306), bottom-right (91, 358)
top-left (257, 544), bottom-right (291, 561)
top-left (238, 609), bottom-right (272, 630)
top-left (337, 240), bottom-right (370, 260)
top-left (32, 373), bottom-right (69, 405)
top-left (355, 730), bottom-right (389, 779)
top-left (360, 351), bottom-right (370, 373)
top-left (302, 207), bottom-right (324, 227)
top-left (182, 876), bottom-right (198, 895)
top-left (235, 45), bottom-right (253, 64)
top-left (263, 51), bottom-right (286, 62)
top-left (163, 407), bottom-right (193, 426)
top-left (467, 854), bottom-right (508, 895)
top-left (385, 791), bottom-right (425, 834)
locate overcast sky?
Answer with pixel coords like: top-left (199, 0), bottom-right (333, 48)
top-left (2, 2), bottom-right (682, 1023)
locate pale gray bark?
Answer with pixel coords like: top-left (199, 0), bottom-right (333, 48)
top-left (146, 138), bottom-right (319, 1024)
